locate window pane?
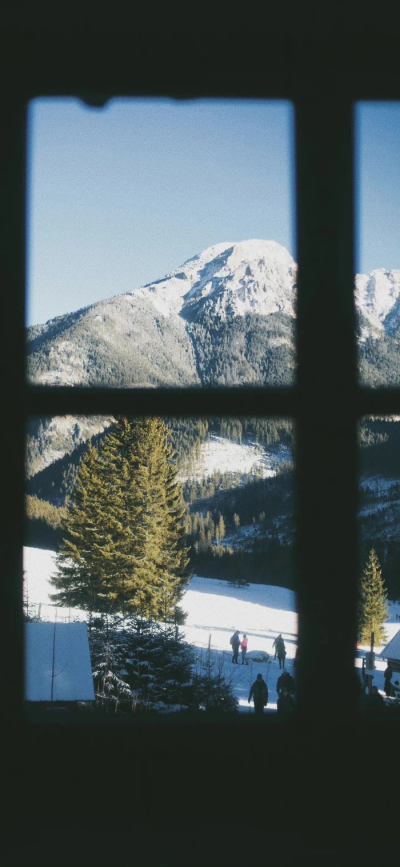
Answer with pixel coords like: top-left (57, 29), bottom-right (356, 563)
top-left (24, 414), bottom-right (297, 718)
top-left (355, 103), bottom-right (400, 386)
top-left (357, 416), bottom-right (400, 709)
top-left (26, 98), bottom-right (296, 387)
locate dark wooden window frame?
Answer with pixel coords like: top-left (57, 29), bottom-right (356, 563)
top-left (2, 15), bottom-right (400, 866)
top-left (1, 14), bottom-right (400, 734)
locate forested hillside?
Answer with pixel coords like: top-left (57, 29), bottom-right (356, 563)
top-left (186, 312), bottom-right (295, 386)
top-left (25, 414), bottom-right (400, 599)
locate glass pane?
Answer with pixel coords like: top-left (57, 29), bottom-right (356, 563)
top-left (357, 416), bottom-right (400, 710)
top-left (355, 103), bottom-right (400, 386)
top-left (26, 98), bottom-right (296, 387)
top-left (24, 414), bottom-right (297, 718)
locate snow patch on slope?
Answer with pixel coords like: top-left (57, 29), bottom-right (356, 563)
top-left (179, 434), bottom-right (291, 482)
top-left (28, 416), bottom-right (112, 475)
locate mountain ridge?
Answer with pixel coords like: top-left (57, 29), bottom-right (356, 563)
top-left (26, 239), bottom-right (400, 474)
top-left (28, 238), bottom-right (400, 349)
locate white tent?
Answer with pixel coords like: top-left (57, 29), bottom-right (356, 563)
top-left (381, 628), bottom-right (400, 673)
top-left (24, 622), bottom-right (95, 702)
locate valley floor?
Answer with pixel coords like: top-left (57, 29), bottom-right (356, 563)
top-left (23, 547), bottom-right (400, 712)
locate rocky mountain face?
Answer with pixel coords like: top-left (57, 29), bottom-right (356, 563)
top-left (27, 239), bottom-right (298, 390)
top-left (355, 269), bottom-right (400, 338)
top-left (27, 238), bottom-right (400, 386)
top-left (26, 239), bottom-right (400, 474)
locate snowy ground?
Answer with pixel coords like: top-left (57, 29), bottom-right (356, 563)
top-left (181, 576), bottom-right (298, 712)
top-left (23, 547), bottom-right (400, 712)
top-left (179, 434), bottom-right (291, 482)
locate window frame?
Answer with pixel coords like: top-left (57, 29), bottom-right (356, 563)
top-left (1, 24), bottom-right (400, 730)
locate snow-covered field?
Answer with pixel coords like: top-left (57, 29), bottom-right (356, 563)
top-left (181, 576), bottom-right (298, 711)
top-left (23, 547), bottom-right (400, 711)
top-left (180, 434), bottom-right (291, 482)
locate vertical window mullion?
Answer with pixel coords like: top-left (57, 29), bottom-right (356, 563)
top-left (1, 99), bottom-right (27, 724)
top-left (295, 97), bottom-right (358, 717)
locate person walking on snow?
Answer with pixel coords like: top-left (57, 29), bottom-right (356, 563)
top-left (240, 634), bottom-right (249, 665)
top-left (230, 630), bottom-right (240, 664)
top-left (272, 635), bottom-right (281, 660)
top-left (276, 635), bottom-right (286, 669)
top-left (248, 673), bottom-right (268, 715)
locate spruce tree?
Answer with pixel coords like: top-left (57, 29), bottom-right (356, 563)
top-left (52, 418), bottom-right (190, 621)
top-left (52, 443), bottom-right (120, 617)
top-left (358, 548), bottom-right (389, 645)
top-left (99, 417), bottom-right (190, 619)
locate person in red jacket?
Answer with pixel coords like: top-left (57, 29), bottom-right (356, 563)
top-left (240, 634), bottom-right (249, 665)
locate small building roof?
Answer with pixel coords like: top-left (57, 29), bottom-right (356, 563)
top-left (381, 629), bottom-right (400, 662)
top-left (25, 622), bottom-right (95, 702)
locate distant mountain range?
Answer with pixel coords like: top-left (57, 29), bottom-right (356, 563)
top-left (26, 239), bottom-right (400, 475)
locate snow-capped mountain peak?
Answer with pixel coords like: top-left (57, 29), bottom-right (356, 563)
top-left (355, 268), bottom-right (400, 337)
top-left (125, 239), bottom-right (297, 321)
top-left (27, 239), bottom-right (400, 398)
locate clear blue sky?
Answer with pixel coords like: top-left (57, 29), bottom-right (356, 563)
top-left (27, 99), bottom-right (295, 326)
top-left (27, 99), bottom-right (399, 327)
top-left (355, 103), bottom-right (400, 276)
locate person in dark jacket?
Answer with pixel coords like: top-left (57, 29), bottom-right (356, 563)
top-left (248, 673), bottom-right (268, 715)
top-left (230, 630), bottom-right (240, 664)
top-left (276, 636), bottom-right (286, 669)
top-left (383, 663), bottom-right (393, 697)
top-left (277, 687), bottom-right (295, 718)
top-left (272, 634), bottom-right (282, 660)
top-left (276, 670), bottom-right (295, 696)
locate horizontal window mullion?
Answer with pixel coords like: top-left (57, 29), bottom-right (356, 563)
top-left (25, 384), bottom-right (297, 418)
top-left (25, 384), bottom-right (400, 420)
top-left (356, 388), bottom-right (400, 416)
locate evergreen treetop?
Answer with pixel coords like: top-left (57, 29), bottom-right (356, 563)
top-left (358, 548), bottom-right (389, 645)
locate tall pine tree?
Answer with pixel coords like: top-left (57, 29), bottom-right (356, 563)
top-left (52, 418), bottom-right (190, 620)
top-left (358, 548), bottom-right (388, 645)
top-left (52, 443), bottom-right (120, 616)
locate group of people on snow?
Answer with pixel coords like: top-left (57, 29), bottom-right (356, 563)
top-left (229, 631), bottom-right (287, 669)
top-left (247, 668), bottom-right (296, 717)
top-left (229, 630), bottom-right (249, 665)
top-left (229, 629), bottom-right (295, 716)
top-left (231, 631), bottom-right (398, 716)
